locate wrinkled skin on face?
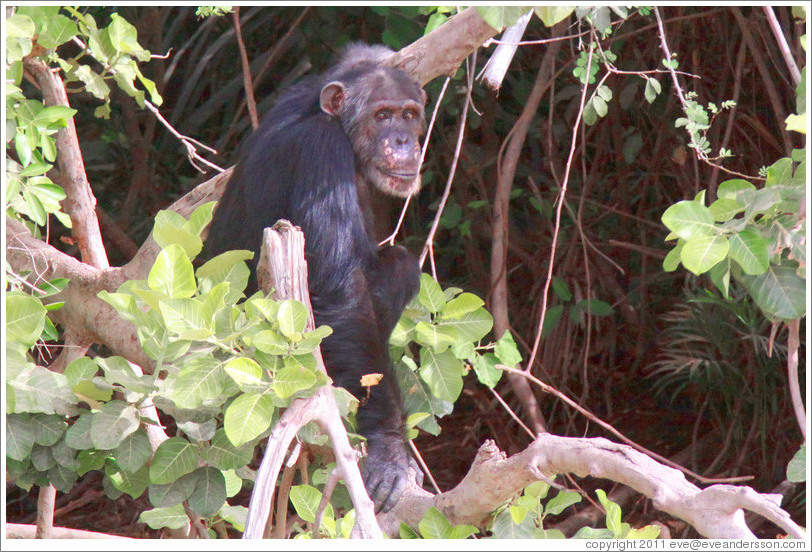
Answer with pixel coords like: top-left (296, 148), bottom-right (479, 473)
top-left (320, 68), bottom-right (427, 198)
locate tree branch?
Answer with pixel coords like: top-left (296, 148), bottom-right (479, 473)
top-left (243, 222), bottom-right (382, 539)
top-left (379, 435), bottom-right (806, 539)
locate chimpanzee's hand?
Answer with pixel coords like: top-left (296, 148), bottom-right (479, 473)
top-left (361, 439), bottom-right (414, 513)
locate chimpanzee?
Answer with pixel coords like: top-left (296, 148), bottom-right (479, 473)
top-left (201, 44), bottom-right (427, 513)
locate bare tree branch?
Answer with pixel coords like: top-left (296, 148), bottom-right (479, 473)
top-left (379, 435), bottom-right (806, 540)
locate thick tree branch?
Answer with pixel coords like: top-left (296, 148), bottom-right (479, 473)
top-left (387, 7), bottom-right (498, 86)
top-left (379, 435), bottom-right (806, 540)
top-left (22, 56), bottom-right (109, 269)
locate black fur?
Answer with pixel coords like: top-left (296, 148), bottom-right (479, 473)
top-left (202, 45), bottom-right (426, 512)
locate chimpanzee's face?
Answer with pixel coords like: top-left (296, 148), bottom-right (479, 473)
top-left (359, 71), bottom-right (426, 197)
top-left (320, 68), bottom-right (427, 198)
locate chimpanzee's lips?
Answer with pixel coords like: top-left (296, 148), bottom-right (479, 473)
top-left (384, 170), bottom-right (418, 179)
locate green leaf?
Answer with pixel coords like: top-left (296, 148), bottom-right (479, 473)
top-left (592, 95), bottom-right (608, 117)
top-left (90, 400), bottom-right (140, 450)
top-left (223, 469), bottom-right (243, 497)
top-left (220, 505), bottom-right (248, 532)
top-left (787, 445), bottom-right (806, 483)
top-left (708, 259), bottom-right (731, 298)
top-left (418, 506), bottom-right (452, 539)
top-left (8, 366), bottom-right (77, 416)
top-left (139, 504), bottom-right (189, 530)
top-left (644, 77), bottom-right (661, 103)
top-left (26, 445), bottom-right (52, 472)
top-left (471, 352), bottom-right (503, 388)
top-left (65, 413), bottom-right (94, 450)
top-left (680, 234), bottom-right (729, 275)
top-left (64, 357), bottom-right (99, 387)
top-left (476, 6), bottom-right (529, 30)
top-left (187, 467), bottom-right (227, 517)
top-left (223, 393), bottom-right (274, 447)
top-left (148, 245), bottom-right (196, 299)
top-left (728, 230), bottom-right (769, 275)
top-left (662, 200), bottom-right (716, 240)
top-left (96, 356), bottom-right (156, 394)
top-left (441, 292), bottom-right (484, 319)
top-left (418, 273), bottom-right (446, 313)
top-left (170, 358), bottom-right (228, 409)
top-left (107, 462), bottom-right (149, 499)
top-left (153, 224), bottom-right (203, 261)
top-left (490, 506), bottom-right (535, 538)
top-left (765, 157), bottom-right (794, 187)
top-left (185, 202), bottom-right (216, 236)
top-left (717, 178), bottom-right (756, 200)
top-left (6, 414), bottom-right (36, 461)
top-left (573, 299), bottom-right (614, 317)
top-left (663, 242), bottom-right (683, 272)
top-left (32, 413), bottom-right (66, 446)
top-left (535, 6), bottom-right (575, 27)
top-left (205, 429), bottom-right (255, 470)
top-left (34, 105), bottom-right (77, 124)
top-left (6, 292), bottom-right (47, 347)
top-left (114, 429), bottom-right (151, 473)
top-left (150, 437), bottom-right (198, 484)
top-left (105, 13), bottom-right (140, 55)
top-left (224, 357), bottom-right (265, 391)
top-left (290, 485), bottom-right (326, 523)
top-left (390, 316), bottom-right (416, 347)
top-left (253, 329), bottom-right (289, 355)
top-left (49, 463), bottom-right (80, 493)
top-left (419, 348), bottom-right (464, 403)
top-left (159, 297), bottom-right (212, 339)
top-left (708, 198), bottom-right (745, 222)
top-left (277, 299), bottom-right (309, 338)
top-left (596, 489), bottom-right (623, 537)
top-left (148, 471), bottom-right (197, 507)
top-left (6, 14), bottom-right (36, 38)
top-left (273, 361), bottom-right (317, 399)
top-left (494, 330), bottom-right (522, 366)
top-left (544, 490), bottom-right (582, 515)
top-left (437, 307), bottom-right (493, 343)
top-left (415, 321), bottom-right (457, 352)
top-left (738, 263), bottom-right (806, 320)
top-left (37, 14), bottom-right (79, 50)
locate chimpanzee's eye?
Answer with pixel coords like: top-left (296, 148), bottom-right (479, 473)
top-left (375, 110), bottom-right (390, 121)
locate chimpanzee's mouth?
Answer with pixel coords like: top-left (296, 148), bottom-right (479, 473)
top-left (384, 170), bottom-right (418, 179)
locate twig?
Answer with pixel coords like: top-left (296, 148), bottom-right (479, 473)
top-left (786, 319), bottom-right (805, 438)
top-left (70, 36), bottom-right (225, 174)
top-left (183, 502), bottom-right (210, 538)
top-left (312, 469), bottom-right (340, 538)
top-left (408, 440), bottom-right (441, 494)
top-left (526, 39), bottom-right (594, 375)
top-left (499, 364), bottom-right (753, 485)
top-left (488, 386), bottom-right (535, 439)
top-left (232, 7), bottom-right (259, 130)
top-left (761, 6), bottom-right (801, 86)
top-left (419, 53), bottom-right (474, 269)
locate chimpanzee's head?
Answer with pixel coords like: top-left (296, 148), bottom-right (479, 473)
top-left (319, 56), bottom-right (427, 198)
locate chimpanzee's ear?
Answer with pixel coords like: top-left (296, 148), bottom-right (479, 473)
top-left (418, 88), bottom-right (427, 106)
top-left (320, 81), bottom-right (346, 116)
